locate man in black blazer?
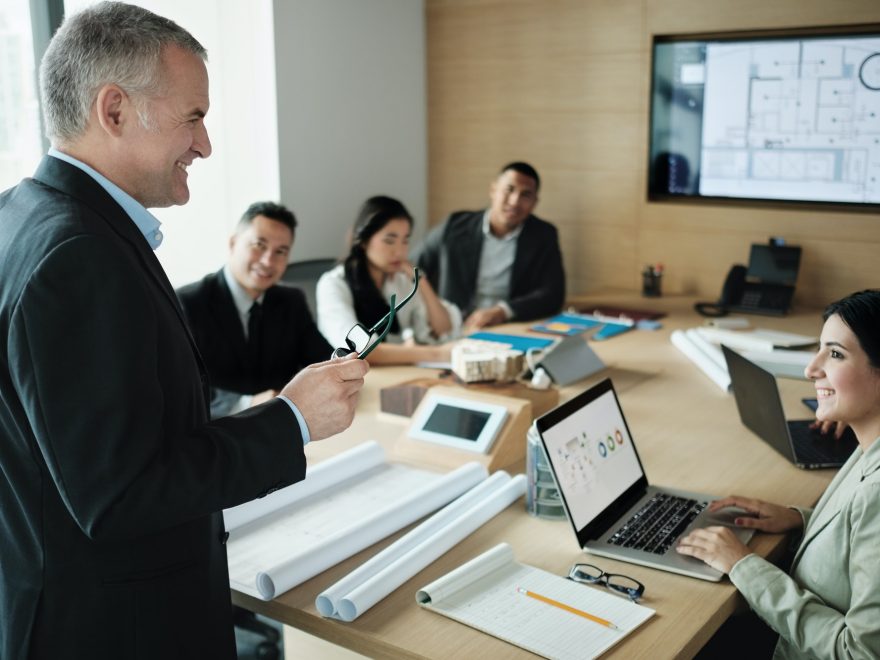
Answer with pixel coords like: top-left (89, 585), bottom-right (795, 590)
top-left (413, 162), bottom-right (565, 329)
top-left (0, 5), bottom-right (366, 659)
top-left (177, 202), bottom-right (332, 418)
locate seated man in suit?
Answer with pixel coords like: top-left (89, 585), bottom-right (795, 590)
top-left (413, 162), bottom-right (565, 330)
top-left (178, 201), bottom-right (332, 418)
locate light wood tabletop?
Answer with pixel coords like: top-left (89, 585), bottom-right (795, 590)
top-left (232, 293), bottom-right (833, 659)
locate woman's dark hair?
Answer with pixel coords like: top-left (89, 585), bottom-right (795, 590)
top-left (343, 196), bottom-right (414, 334)
top-left (823, 289), bottom-right (880, 369)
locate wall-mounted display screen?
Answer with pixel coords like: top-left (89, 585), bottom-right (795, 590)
top-left (649, 28), bottom-right (880, 208)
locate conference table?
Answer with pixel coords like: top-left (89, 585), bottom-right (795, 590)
top-left (232, 293), bottom-right (834, 659)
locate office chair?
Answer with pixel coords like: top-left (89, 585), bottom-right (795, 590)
top-left (279, 257), bottom-right (336, 318)
top-left (234, 607), bottom-right (281, 659)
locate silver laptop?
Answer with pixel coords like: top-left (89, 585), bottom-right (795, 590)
top-left (536, 378), bottom-right (753, 582)
top-left (722, 345), bottom-right (857, 469)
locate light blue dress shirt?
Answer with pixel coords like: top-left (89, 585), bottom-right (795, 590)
top-left (47, 150), bottom-right (310, 443)
top-left (49, 147), bottom-right (164, 249)
top-left (475, 210), bottom-right (522, 319)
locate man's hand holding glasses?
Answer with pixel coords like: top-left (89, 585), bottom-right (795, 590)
top-left (332, 268), bottom-right (421, 360)
top-left (277, 354), bottom-right (369, 442)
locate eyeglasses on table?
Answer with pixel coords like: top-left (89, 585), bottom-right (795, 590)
top-left (567, 563), bottom-right (645, 602)
top-left (331, 267), bottom-right (420, 360)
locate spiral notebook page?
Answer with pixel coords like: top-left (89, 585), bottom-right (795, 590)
top-left (418, 544), bottom-right (654, 660)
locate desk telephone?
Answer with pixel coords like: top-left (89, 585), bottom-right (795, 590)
top-left (695, 242), bottom-right (802, 318)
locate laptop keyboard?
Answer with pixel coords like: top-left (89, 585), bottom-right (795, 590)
top-left (607, 493), bottom-right (707, 555)
top-left (789, 424), bottom-right (832, 463)
top-left (789, 422), bottom-right (854, 464)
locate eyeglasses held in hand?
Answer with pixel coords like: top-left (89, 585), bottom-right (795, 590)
top-left (567, 563), bottom-right (645, 602)
top-left (331, 267), bottom-right (421, 360)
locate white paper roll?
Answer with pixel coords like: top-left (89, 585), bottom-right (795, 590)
top-left (685, 328), bottom-right (726, 369)
top-left (331, 474), bottom-right (527, 621)
top-left (671, 329), bottom-right (730, 391)
top-left (223, 440), bottom-right (385, 535)
top-left (315, 470), bottom-right (512, 617)
top-left (255, 461), bottom-right (489, 600)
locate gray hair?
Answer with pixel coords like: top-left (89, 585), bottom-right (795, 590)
top-left (39, 1), bottom-right (207, 143)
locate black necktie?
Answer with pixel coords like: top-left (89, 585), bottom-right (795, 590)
top-left (247, 302), bottom-right (262, 367)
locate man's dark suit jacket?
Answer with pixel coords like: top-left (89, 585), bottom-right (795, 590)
top-left (177, 270), bottom-right (331, 398)
top-left (0, 156), bottom-right (306, 659)
top-left (413, 210), bottom-right (565, 321)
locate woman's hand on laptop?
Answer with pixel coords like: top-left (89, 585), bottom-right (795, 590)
top-left (676, 496), bottom-right (803, 573)
top-left (675, 526), bottom-right (751, 574)
top-left (810, 418), bottom-right (850, 440)
top-left (706, 496), bottom-right (803, 534)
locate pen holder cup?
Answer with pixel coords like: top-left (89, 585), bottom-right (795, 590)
top-left (642, 271), bottom-right (662, 297)
top-left (526, 425), bottom-right (567, 520)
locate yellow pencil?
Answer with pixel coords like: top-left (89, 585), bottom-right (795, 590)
top-left (517, 587), bottom-right (619, 630)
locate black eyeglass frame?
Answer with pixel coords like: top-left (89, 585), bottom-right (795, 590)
top-left (331, 268), bottom-right (421, 360)
top-left (567, 563), bottom-right (645, 602)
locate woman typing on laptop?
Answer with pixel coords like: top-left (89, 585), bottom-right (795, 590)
top-left (677, 289), bottom-right (880, 658)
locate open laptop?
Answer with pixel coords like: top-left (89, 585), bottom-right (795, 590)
top-left (722, 345), bottom-right (857, 469)
top-left (535, 378), bottom-right (754, 582)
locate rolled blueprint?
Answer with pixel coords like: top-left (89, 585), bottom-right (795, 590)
top-left (320, 474), bottom-right (527, 621)
top-left (254, 461), bottom-right (489, 600)
top-left (685, 328), bottom-right (726, 369)
top-left (670, 329), bottom-right (730, 391)
top-left (315, 470), bottom-right (513, 617)
top-left (224, 440), bottom-right (385, 535)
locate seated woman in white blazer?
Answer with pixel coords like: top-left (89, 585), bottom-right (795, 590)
top-left (678, 289), bottom-right (880, 659)
top-left (317, 196), bottom-right (461, 365)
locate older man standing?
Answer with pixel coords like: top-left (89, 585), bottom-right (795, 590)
top-left (0, 3), bottom-right (367, 658)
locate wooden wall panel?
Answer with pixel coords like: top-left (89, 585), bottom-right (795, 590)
top-left (427, 0), bottom-right (880, 306)
top-left (645, 0), bottom-right (880, 35)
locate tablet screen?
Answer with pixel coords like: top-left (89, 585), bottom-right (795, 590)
top-left (422, 404), bottom-right (491, 441)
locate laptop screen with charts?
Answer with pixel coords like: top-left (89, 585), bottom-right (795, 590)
top-left (535, 378), bottom-right (753, 582)
top-left (722, 345), bottom-right (857, 469)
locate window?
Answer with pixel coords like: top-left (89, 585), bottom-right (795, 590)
top-left (0, 3), bottom-right (44, 191)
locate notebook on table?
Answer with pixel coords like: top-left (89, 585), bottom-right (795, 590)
top-left (535, 378), bottom-right (754, 582)
top-left (722, 345), bottom-right (858, 469)
top-left (417, 543), bottom-right (654, 660)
